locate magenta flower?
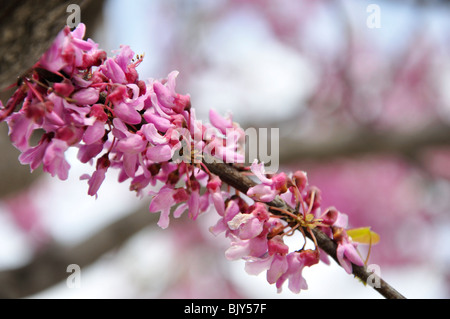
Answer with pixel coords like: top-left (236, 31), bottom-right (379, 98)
top-left (247, 160), bottom-right (287, 202)
top-left (6, 113), bottom-right (38, 151)
top-left (116, 134), bottom-right (147, 178)
top-left (82, 155), bottom-right (110, 197)
top-left (224, 234), bottom-right (268, 261)
top-left (42, 139), bottom-right (70, 180)
top-left (336, 239), bottom-right (365, 274)
top-left (39, 26), bottom-right (71, 72)
top-left (275, 250), bottom-right (319, 293)
top-left (227, 203), bottom-right (270, 240)
top-left (207, 175), bottom-right (225, 217)
top-left (72, 88), bottom-right (100, 105)
top-left (209, 199), bottom-right (241, 236)
top-left (153, 71), bottom-right (191, 114)
top-left (243, 236), bottom-right (290, 286)
top-left (267, 254), bottom-right (289, 285)
top-left (209, 109), bottom-right (233, 135)
top-left (53, 79), bottom-right (75, 97)
top-left (19, 135), bottom-right (51, 171)
top-left (143, 110), bottom-right (172, 132)
top-left (148, 186), bottom-right (179, 229)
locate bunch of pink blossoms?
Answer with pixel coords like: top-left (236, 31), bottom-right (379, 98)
top-left (0, 24), bottom-right (365, 294)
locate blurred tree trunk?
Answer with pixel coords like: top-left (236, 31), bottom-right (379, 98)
top-left (0, 0), bottom-right (104, 89)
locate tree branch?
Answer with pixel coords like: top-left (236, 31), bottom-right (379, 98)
top-left (204, 160), bottom-right (406, 299)
top-left (278, 123), bottom-right (450, 164)
top-left (0, 204), bottom-right (157, 299)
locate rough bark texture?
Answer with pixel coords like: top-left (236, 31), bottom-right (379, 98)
top-left (0, 0), bottom-right (103, 89)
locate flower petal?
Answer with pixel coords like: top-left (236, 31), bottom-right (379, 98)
top-left (146, 144), bottom-right (173, 162)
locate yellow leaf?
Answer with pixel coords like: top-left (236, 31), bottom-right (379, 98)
top-left (347, 227), bottom-right (380, 245)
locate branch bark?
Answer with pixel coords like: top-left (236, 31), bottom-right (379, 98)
top-left (204, 160), bottom-right (406, 299)
top-left (275, 123), bottom-right (450, 164)
top-left (0, 0), bottom-right (104, 90)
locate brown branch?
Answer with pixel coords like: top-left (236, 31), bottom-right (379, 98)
top-left (276, 123), bottom-right (450, 164)
top-left (0, 204), bottom-right (157, 299)
top-left (204, 160), bottom-right (406, 299)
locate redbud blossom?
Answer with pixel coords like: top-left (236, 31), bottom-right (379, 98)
top-left (0, 23), bottom-right (373, 295)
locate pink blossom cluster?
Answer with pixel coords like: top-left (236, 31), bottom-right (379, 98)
top-left (0, 23), bottom-right (242, 223)
top-left (210, 160), bottom-right (364, 292)
top-left (0, 24), bottom-right (365, 294)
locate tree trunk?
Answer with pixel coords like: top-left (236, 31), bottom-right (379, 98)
top-left (0, 0), bottom-right (104, 89)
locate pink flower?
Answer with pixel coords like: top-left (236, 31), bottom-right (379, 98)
top-left (53, 79), bottom-right (75, 97)
top-left (84, 121), bottom-right (105, 145)
top-left (210, 198), bottom-right (241, 236)
top-left (6, 113), bottom-right (38, 151)
top-left (227, 203), bottom-right (269, 240)
top-left (143, 110), bottom-right (172, 132)
top-left (19, 134), bottom-right (51, 171)
top-left (315, 207), bottom-right (349, 237)
top-left (39, 23), bottom-right (98, 74)
top-left (247, 184), bottom-right (277, 202)
top-left (83, 154), bottom-right (110, 197)
top-left (86, 168), bottom-right (106, 197)
top-left (267, 254), bottom-right (289, 285)
top-left (244, 236), bottom-right (290, 285)
top-left (153, 71), bottom-right (191, 114)
top-left (228, 212), bottom-right (264, 239)
top-left (275, 250), bottom-right (319, 293)
top-left (149, 187), bottom-right (177, 229)
top-left (39, 26), bottom-right (71, 72)
top-left (114, 102), bottom-right (142, 125)
top-left (207, 175), bottom-right (225, 217)
top-left (149, 186), bottom-right (190, 229)
top-left (250, 160), bottom-right (273, 185)
top-left (72, 88), bottom-right (99, 105)
top-left (224, 234), bottom-right (268, 261)
top-left (116, 134), bottom-right (148, 178)
top-left (188, 178), bottom-right (201, 221)
top-left (101, 58), bottom-right (127, 84)
top-left (209, 109), bottom-right (233, 135)
top-left (42, 139), bottom-right (71, 180)
top-left (247, 160), bottom-right (287, 202)
top-left (141, 123), bottom-right (168, 145)
top-left (146, 144), bottom-right (173, 163)
top-left (336, 239), bottom-right (365, 274)
top-left (77, 142), bottom-right (103, 163)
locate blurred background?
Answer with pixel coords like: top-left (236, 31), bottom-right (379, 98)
top-left (1, 0), bottom-right (450, 298)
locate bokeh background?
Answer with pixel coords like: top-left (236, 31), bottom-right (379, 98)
top-left (1, 0), bottom-right (450, 298)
